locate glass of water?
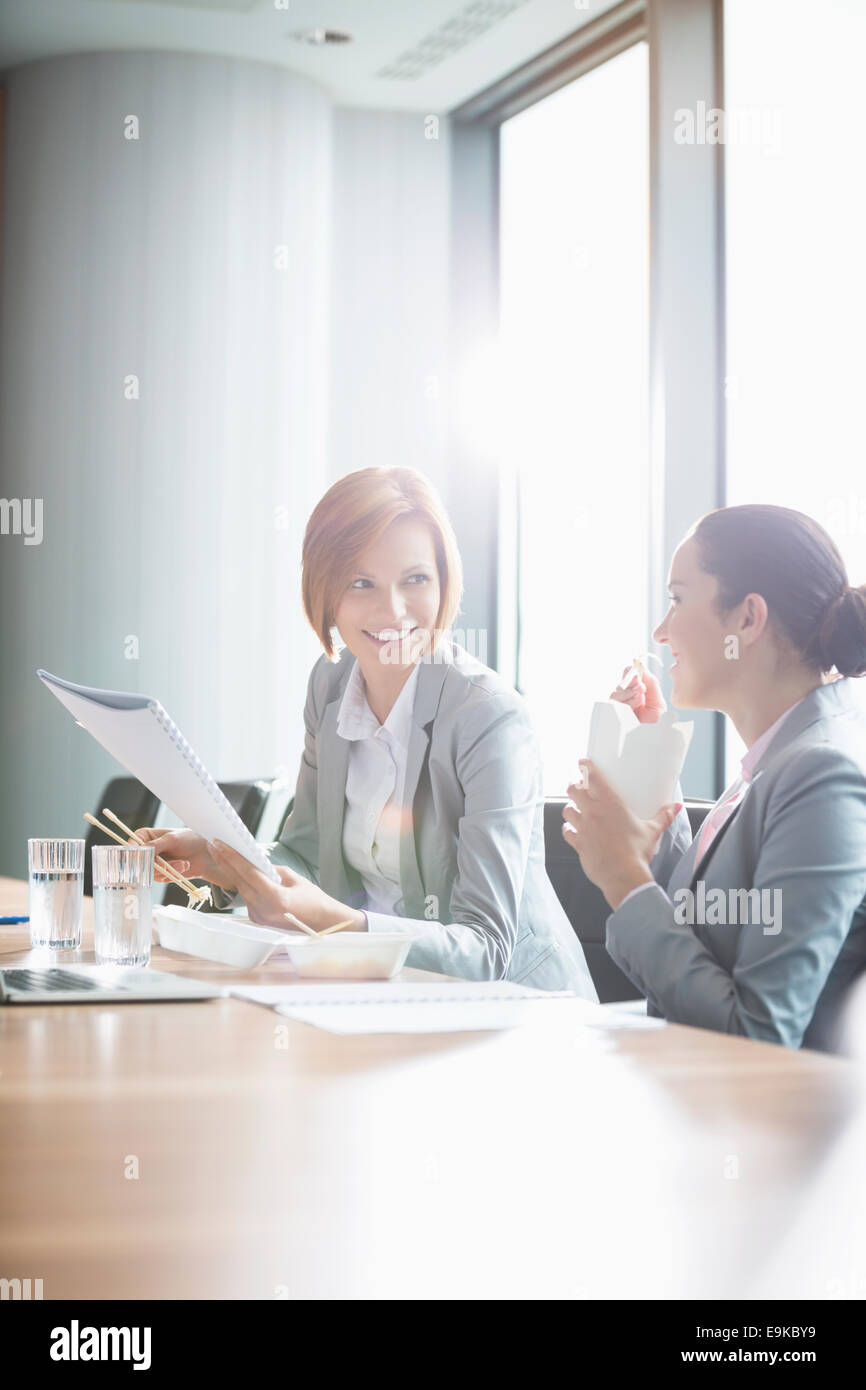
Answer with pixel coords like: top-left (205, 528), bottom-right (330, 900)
top-left (91, 845), bottom-right (155, 967)
top-left (28, 838), bottom-right (85, 949)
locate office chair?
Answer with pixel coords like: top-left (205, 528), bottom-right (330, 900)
top-left (543, 797), bottom-right (713, 1003)
top-left (83, 777), bottom-right (161, 895)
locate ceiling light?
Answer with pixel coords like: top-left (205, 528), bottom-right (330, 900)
top-left (293, 28), bottom-right (352, 46)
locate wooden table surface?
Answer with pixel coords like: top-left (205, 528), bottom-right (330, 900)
top-left (2, 874), bottom-right (865, 1301)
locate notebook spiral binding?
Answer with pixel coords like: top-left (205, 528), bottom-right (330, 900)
top-left (150, 701), bottom-right (279, 881)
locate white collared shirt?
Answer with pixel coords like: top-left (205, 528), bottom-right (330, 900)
top-left (337, 660), bottom-right (421, 917)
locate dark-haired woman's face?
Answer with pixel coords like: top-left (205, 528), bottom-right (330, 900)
top-left (652, 538), bottom-right (737, 708)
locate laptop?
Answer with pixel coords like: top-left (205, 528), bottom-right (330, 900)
top-left (0, 964), bottom-right (223, 1005)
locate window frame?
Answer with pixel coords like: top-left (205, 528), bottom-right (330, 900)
top-left (449, 0), bottom-right (727, 799)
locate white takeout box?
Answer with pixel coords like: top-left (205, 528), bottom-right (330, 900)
top-left (152, 905), bottom-right (287, 968)
top-left (279, 932), bottom-right (414, 980)
top-left (151, 904), bottom-right (415, 978)
top-left (586, 701), bottom-right (694, 820)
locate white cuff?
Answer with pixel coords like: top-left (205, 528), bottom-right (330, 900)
top-left (365, 910), bottom-right (414, 934)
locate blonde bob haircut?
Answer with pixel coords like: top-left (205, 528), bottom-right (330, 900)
top-left (302, 467), bottom-right (464, 660)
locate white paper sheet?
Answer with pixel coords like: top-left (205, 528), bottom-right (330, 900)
top-left (228, 982), bottom-right (665, 1035)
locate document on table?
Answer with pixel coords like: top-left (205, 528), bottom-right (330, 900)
top-left (228, 981), bottom-right (665, 1035)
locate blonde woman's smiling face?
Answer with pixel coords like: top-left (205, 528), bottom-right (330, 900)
top-left (334, 515), bottom-right (441, 669)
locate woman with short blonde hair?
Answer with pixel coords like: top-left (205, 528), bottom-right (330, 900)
top-left (302, 466), bottom-right (463, 660)
top-left (140, 466), bottom-right (598, 993)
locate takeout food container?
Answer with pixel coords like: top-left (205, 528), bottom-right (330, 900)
top-left (151, 904), bottom-right (416, 977)
top-left (280, 932), bottom-right (414, 980)
top-left (152, 904), bottom-right (288, 968)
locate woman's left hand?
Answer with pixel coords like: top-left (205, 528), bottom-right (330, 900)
top-left (562, 760), bottom-right (682, 910)
top-left (209, 841), bottom-right (366, 931)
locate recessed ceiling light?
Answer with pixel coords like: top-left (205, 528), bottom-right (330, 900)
top-left (293, 28), bottom-right (352, 46)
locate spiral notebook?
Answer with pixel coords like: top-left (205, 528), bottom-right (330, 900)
top-left (37, 669), bottom-right (279, 881)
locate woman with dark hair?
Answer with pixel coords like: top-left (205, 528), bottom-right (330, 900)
top-left (563, 504), bottom-right (866, 1051)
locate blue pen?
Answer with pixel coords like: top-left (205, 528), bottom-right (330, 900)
top-left (0, 915), bottom-right (29, 924)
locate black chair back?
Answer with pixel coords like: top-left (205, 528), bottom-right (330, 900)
top-left (84, 777), bottom-right (161, 895)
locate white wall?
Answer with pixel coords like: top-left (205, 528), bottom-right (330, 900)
top-left (329, 108), bottom-right (451, 490)
top-left (329, 107), bottom-right (498, 651)
top-left (0, 51), bottom-right (331, 876)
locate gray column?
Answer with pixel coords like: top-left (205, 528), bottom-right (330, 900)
top-left (0, 51), bottom-right (332, 877)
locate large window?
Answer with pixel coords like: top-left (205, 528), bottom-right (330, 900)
top-left (724, 0), bottom-right (866, 777)
top-left (499, 42), bottom-right (650, 794)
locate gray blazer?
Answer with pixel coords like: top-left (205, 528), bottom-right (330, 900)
top-left (606, 678), bottom-right (866, 1050)
top-left (267, 641), bottom-right (599, 995)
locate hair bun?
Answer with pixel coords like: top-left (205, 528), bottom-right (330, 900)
top-left (819, 584), bottom-right (866, 677)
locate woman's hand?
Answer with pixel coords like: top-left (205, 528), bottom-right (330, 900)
top-left (132, 827), bottom-right (239, 893)
top-left (209, 841), bottom-right (366, 932)
top-left (610, 663), bottom-right (666, 724)
top-left (562, 759), bottom-right (681, 910)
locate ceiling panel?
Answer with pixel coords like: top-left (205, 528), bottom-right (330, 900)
top-left (0, 0), bottom-right (622, 111)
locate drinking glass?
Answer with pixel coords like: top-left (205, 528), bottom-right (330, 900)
top-left (91, 845), bottom-right (154, 967)
top-left (28, 838), bottom-right (85, 949)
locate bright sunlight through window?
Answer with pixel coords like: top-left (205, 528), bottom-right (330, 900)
top-left (500, 43), bottom-right (650, 794)
top-left (724, 0), bottom-right (866, 779)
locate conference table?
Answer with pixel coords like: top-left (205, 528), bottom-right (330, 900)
top-left (1, 874), bottom-right (865, 1301)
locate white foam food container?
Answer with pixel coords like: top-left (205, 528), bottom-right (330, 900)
top-left (152, 904), bottom-right (289, 968)
top-left (280, 932), bottom-right (415, 980)
top-left (152, 904), bottom-right (416, 977)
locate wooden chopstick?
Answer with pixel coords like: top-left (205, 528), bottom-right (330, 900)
top-left (83, 812), bottom-right (208, 904)
top-left (283, 911), bottom-right (319, 938)
top-left (100, 808), bottom-right (209, 904)
top-left (316, 918), bottom-right (355, 936)
top-left (283, 913), bottom-right (353, 938)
